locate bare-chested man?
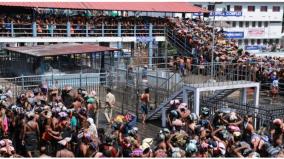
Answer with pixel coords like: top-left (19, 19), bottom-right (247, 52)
top-left (179, 57), bottom-right (185, 76)
top-left (22, 112), bottom-right (40, 157)
top-left (56, 137), bottom-right (75, 157)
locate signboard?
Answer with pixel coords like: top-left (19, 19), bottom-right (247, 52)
top-left (245, 45), bottom-right (259, 50)
top-left (223, 32), bottom-right (244, 39)
top-left (136, 37), bottom-right (154, 43)
top-left (248, 28), bottom-right (265, 37)
top-left (193, 11), bottom-right (242, 17)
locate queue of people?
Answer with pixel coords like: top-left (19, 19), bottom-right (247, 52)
top-left (0, 10), bottom-right (168, 37)
top-left (168, 17), bottom-right (284, 98)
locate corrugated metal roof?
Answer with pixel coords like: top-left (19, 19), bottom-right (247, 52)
top-left (5, 43), bottom-right (120, 57)
top-left (0, 2), bottom-right (208, 13)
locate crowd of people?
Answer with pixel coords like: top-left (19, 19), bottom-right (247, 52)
top-left (1, 83), bottom-right (284, 157)
top-left (0, 9), bottom-right (167, 37)
top-left (1, 7), bottom-right (284, 158)
top-left (0, 84), bottom-right (124, 157)
top-left (168, 17), bottom-right (284, 96)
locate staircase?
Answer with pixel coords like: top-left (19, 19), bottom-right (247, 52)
top-left (146, 89), bottom-right (183, 121)
top-left (205, 89), bottom-right (239, 104)
top-left (165, 27), bottom-right (193, 57)
top-left (146, 77), bottom-right (185, 121)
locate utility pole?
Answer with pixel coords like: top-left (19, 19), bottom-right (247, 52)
top-left (210, 2), bottom-right (222, 81)
top-left (210, 3), bottom-right (216, 80)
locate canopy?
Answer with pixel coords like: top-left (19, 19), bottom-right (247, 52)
top-left (0, 2), bottom-right (208, 13)
top-left (5, 43), bottom-right (120, 57)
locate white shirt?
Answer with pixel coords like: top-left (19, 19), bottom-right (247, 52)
top-left (106, 92), bottom-right (115, 107)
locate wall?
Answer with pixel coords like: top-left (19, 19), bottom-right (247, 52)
top-left (193, 2), bottom-right (283, 22)
top-left (192, 2), bottom-right (284, 50)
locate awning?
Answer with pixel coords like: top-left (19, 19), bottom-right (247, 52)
top-left (0, 2), bottom-right (208, 13)
top-left (5, 43), bottom-right (120, 57)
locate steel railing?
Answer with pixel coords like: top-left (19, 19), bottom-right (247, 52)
top-left (0, 72), bottom-right (107, 98)
top-left (0, 23), bottom-right (165, 37)
top-left (199, 97), bottom-right (283, 129)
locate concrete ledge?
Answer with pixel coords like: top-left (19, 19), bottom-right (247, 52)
top-left (0, 36), bottom-right (165, 43)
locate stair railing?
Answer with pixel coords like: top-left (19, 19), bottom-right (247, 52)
top-left (165, 26), bottom-right (193, 55)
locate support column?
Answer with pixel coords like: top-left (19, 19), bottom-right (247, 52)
top-left (183, 88), bottom-right (188, 105)
top-left (254, 85), bottom-right (260, 108)
top-left (11, 22), bottom-right (14, 37)
top-left (254, 84), bottom-right (260, 128)
top-left (102, 23), bottom-right (104, 37)
top-left (241, 88), bottom-right (247, 105)
top-left (194, 89), bottom-right (200, 116)
top-left (67, 21), bottom-right (71, 37)
top-left (164, 40), bottom-right (168, 68)
top-left (117, 22), bottom-right (122, 67)
top-left (162, 104), bottom-right (166, 127)
top-left (117, 22), bottom-right (122, 49)
top-left (32, 22), bottom-right (37, 37)
top-left (148, 23), bottom-right (153, 67)
top-left (86, 22), bottom-right (89, 37)
top-left (134, 24), bottom-right (137, 37)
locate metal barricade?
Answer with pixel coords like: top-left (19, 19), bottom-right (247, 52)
top-left (0, 73), bottom-right (106, 97)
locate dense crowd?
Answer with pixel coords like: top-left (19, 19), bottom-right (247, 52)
top-left (0, 9), bottom-right (284, 158)
top-left (0, 10), bottom-right (167, 36)
top-left (168, 17), bottom-right (284, 95)
top-left (0, 84), bottom-right (284, 158)
top-left (0, 84), bottom-right (120, 157)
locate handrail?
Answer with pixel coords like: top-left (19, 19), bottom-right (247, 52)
top-left (0, 22), bottom-right (166, 37)
top-left (165, 27), bottom-right (193, 56)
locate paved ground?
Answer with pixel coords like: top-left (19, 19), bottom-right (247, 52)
top-left (96, 108), bottom-right (161, 139)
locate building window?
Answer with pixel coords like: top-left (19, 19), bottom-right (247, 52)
top-left (208, 5), bottom-right (215, 11)
top-left (252, 22), bottom-right (256, 27)
top-left (273, 6), bottom-right (280, 12)
top-left (258, 21), bottom-right (262, 27)
top-left (227, 5), bottom-right (230, 11)
top-left (251, 39), bottom-right (255, 45)
top-left (264, 21), bottom-right (268, 27)
top-left (234, 5), bottom-right (242, 11)
top-left (238, 40), bottom-right (243, 45)
top-left (260, 6), bottom-right (267, 12)
top-left (248, 6), bottom-right (255, 12)
top-left (245, 21), bottom-right (249, 27)
top-left (232, 21), bottom-right (236, 27)
top-left (263, 39), bottom-right (267, 45)
top-left (257, 39), bottom-right (261, 44)
top-left (239, 21), bottom-right (243, 27)
top-left (276, 39), bottom-right (279, 44)
top-left (244, 39), bottom-right (248, 45)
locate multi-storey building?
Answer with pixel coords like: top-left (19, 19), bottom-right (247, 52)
top-left (192, 2), bottom-right (284, 52)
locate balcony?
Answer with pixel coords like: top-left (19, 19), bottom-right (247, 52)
top-left (0, 22), bottom-right (166, 43)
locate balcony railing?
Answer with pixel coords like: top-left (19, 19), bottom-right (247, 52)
top-left (0, 22), bottom-right (165, 38)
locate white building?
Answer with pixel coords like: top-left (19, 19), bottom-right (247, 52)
top-left (192, 2), bottom-right (284, 52)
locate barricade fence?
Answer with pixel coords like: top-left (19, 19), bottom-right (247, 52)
top-left (0, 72), bottom-right (107, 99)
top-left (104, 66), bottom-right (183, 116)
top-left (199, 97), bottom-right (278, 129)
